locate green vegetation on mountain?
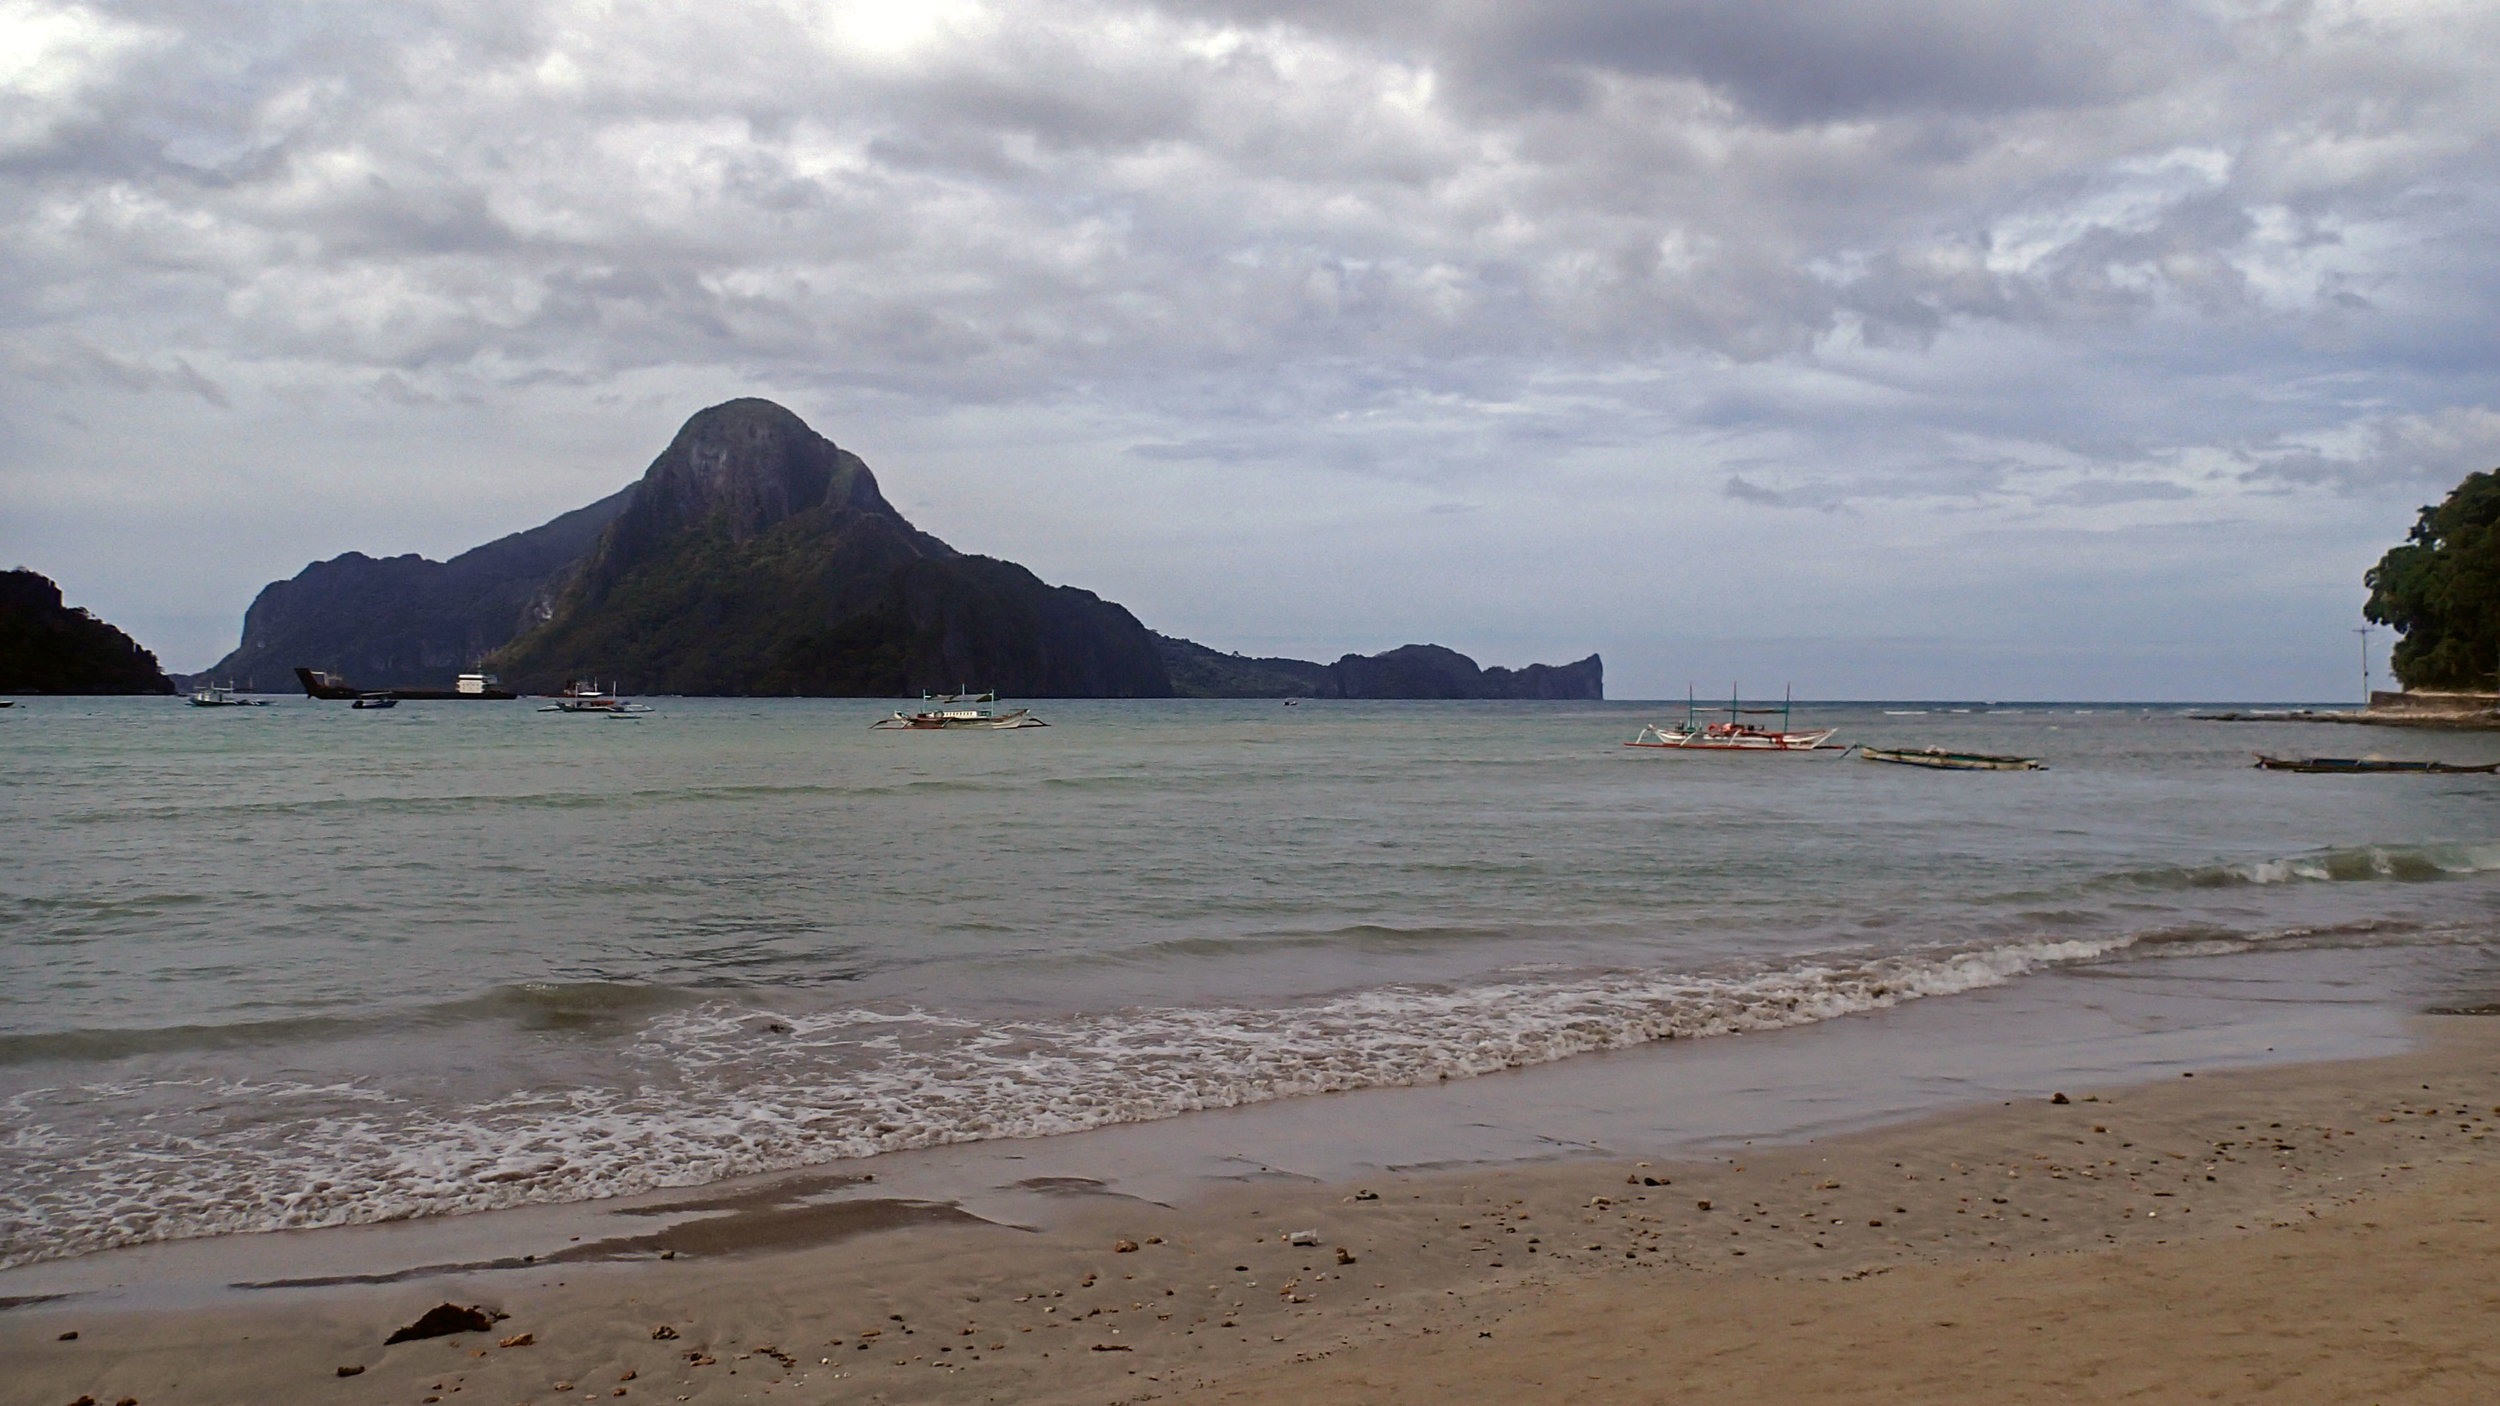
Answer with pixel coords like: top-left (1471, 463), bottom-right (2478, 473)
top-left (490, 399), bottom-right (1173, 696)
top-left (2365, 469), bottom-right (2500, 691)
top-left (203, 485), bottom-right (636, 691)
top-left (211, 397), bottom-right (1602, 699)
top-left (0, 569), bottom-right (175, 694)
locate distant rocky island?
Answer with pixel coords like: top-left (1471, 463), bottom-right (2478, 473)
top-left (0, 569), bottom-right (176, 694)
top-left (203, 399), bottom-right (1602, 700)
top-left (1156, 636), bottom-right (1601, 700)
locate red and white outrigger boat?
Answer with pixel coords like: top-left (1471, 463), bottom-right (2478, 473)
top-left (1626, 686), bottom-right (1838, 753)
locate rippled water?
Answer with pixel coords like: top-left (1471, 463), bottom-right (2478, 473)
top-left (3, 695), bottom-right (2496, 1268)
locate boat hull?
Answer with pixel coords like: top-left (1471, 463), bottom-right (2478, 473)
top-left (873, 707), bottom-right (1047, 730)
top-left (295, 668), bottom-right (515, 701)
top-left (1625, 724), bottom-right (1838, 752)
top-left (1861, 747), bottom-right (2041, 771)
top-left (2254, 754), bottom-right (2499, 774)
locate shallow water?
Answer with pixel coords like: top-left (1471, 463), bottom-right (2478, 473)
top-left (3, 696), bottom-right (2495, 1269)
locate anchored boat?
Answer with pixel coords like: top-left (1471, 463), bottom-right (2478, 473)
top-left (873, 694), bottom-right (1047, 729)
top-left (1627, 686), bottom-right (1836, 753)
top-left (538, 680), bottom-right (650, 715)
top-left (1860, 746), bottom-right (2042, 771)
top-left (295, 668), bottom-right (516, 701)
top-left (187, 682), bottom-right (268, 708)
top-left (2254, 754), bottom-right (2498, 775)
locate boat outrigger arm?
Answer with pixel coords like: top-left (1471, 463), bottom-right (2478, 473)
top-left (1625, 684), bottom-right (1839, 752)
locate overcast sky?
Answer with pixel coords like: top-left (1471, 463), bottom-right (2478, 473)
top-left (5, 0), bottom-right (2495, 697)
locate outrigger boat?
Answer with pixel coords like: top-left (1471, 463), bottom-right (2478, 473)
top-left (2254, 754), bottom-right (2498, 775)
top-left (187, 682), bottom-right (268, 708)
top-left (538, 680), bottom-right (650, 715)
top-left (873, 695), bottom-right (1048, 729)
top-left (1861, 745), bottom-right (2041, 771)
top-left (1626, 686), bottom-right (1837, 753)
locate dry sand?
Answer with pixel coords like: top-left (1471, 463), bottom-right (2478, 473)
top-left (9, 1016), bottom-right (2498, 1406)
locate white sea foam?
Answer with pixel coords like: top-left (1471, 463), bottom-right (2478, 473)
top-left (0, 931), bottom-right (2140, 1270)
top-left (9, 884), bottom-right (2498, 1273)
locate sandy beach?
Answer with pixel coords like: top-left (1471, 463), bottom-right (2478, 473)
top-left (8, 1013), bottom-right (2496, 1406)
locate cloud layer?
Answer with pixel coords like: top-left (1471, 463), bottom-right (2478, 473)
top-left (5, 0), bottom-right (2496, 694)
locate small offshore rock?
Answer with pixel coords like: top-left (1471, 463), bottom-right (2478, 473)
top-left (2051, 1092), bottom-right (2071, 1105)
top-left (1114, 1238), bottom-right (1139, 1253)
top-left (650, 1325), bottom-right (680, 1340)
top-left (385, 1304), bottom-right (499, 1344)
top-left (1696, 1199), bottom-right (1713, 1211)
top-left (1334, 1247), bottom-right (1357, 1265)
top-left (1642, 1176), bottom-right (1670, 1186)
top-left (1352, 1189), bottom-right (1379, 1201)
top-left (336, 1365), bottom-right (366, 1377)
top-left (498, 1332), bottom-right (534, 1348)
top-left (1285, 1229), bottom-right (1320, 1246)
top-left (57, 1330), bottom-right (78, 1341)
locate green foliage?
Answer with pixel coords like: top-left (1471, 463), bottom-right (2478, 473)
top-left (0, 568), bottom-right (175, 694)
top-left (2364, 470), bottom-right (2500, 690)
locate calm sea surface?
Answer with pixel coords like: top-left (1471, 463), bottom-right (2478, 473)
top-left (4, 696), bottom-right (2496, 1269)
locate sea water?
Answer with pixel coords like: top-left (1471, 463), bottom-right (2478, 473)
top-left (3, 697), bottom-right (2496, 1271)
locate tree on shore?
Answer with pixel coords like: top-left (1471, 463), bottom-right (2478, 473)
top-left (2364, 470), bottom-right (2499, 691)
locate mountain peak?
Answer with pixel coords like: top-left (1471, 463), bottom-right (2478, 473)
top-left (629, 399), bottom-right (893, 545)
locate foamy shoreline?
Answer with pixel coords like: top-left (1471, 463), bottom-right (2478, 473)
top-left (9, 1009), bottom-right (2496, 1405)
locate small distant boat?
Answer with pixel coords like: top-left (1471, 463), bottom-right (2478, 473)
top-left (1627, 686), bottom-right (1837, 753)
top-left (1861, 745), bottom-right (2042, 771)
top-left (873, 697), bottom-right (1047, 730)
top-left (538, 680), bottom-right (649, 715)
top-left (187, 683), bottom-right (268, 708)
top-left (350, 695), bottom-right (398, 710)
top-left (2254, 754), bottom-right (2498, 775)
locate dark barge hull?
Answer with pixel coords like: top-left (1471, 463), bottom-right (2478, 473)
top-left (295, 667), bottom-right (518, 701)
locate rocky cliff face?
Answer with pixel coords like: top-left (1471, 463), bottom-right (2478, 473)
top-left (0, 569), bottom-right (176, 694)
top-left (489, 399), bottom-right (1174, 697)
top-left (202, 485), bottom-right (635, 691)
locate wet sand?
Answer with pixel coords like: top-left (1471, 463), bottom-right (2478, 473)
top-left (8, 1013), bottom-right (2497, 1406)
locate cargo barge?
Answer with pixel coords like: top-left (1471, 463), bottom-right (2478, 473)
top-left (295, 668), bottom-right (518, 701)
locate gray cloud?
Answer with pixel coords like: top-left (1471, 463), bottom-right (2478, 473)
top-left (3, 0), bottom-right (2497, 694)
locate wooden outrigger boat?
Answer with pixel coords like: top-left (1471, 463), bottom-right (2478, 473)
top-left (187, 682), bottom-right (268, 708)
top-left (2254, 754), bottom-right (2498, 775)
top-left (1861, 745), bottom-right (2041, 771)
top-left (538, 680), bottom-right (650, 715)
top-left (873, 693), bottom-right (1047, 729)
top-left (1626, 686), bottom-right (1837, 753)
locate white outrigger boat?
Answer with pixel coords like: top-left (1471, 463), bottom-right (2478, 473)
top-left (187, 682), bottom-right (268, 708)
top-left (872, 691), bottom-right (1047, 730)
top-left (1626, 686), bottom-right (1837, 753)
top-left (538, 680), bottom-right (651, 715)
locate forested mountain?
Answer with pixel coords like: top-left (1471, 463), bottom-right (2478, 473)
top-left (0, 570), bottom-right (175, 694)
